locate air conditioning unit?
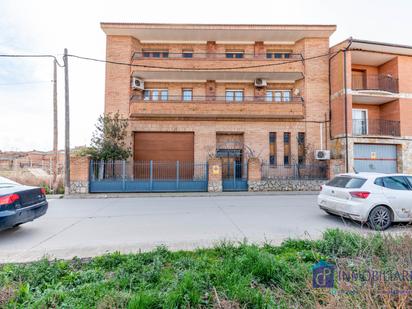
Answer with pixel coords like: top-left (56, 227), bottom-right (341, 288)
top-left (315, 150), bottom-right (331, 160)
top-left (131, 77), bottom-right (144, 90)
top-left (254, 78), bottom-right (267, 87)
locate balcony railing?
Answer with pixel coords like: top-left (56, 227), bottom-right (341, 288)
top-left (130, 95), bottom-right (304, 119)
top-left (132, 52), bottom-right (303, 61)
top-left (352, 119), bottom-right (400, 137)
top-left (130, 95), bottom-right (304, 103)
top-left (351, 74), bottom-right (399, 93)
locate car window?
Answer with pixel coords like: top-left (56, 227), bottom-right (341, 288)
top-left (326, 176), bottom-right (367, 188)
top-left (382, 176), bottom-right (410, 191)
top-left (407, 176), bottom-right (412, 187)
top-left (374, 177), bottom-right (384, 187)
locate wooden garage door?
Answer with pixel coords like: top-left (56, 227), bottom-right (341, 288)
top-left (134, 132), bottom-right (194, 163)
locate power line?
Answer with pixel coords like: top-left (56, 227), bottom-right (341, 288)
top-left (0, 54), bottom-right (65, 67)
top-left (67, 50), bottom-right (340, 71)
top-left (0, 81), bottom-right (52, 86)
top-left (0, 50), bottom-right (341, 71)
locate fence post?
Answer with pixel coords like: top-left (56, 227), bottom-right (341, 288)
top-left (122, 160), bottom-right (126, 192)
top-left (176, 161), bottom-right (180, 190)
top-left (233, 160), bottom-right (236, 189)
top-left (149, 160), bottom-right (153, 191)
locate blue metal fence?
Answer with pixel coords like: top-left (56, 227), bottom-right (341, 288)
top-left (89, 160), bottom-right (208, 193)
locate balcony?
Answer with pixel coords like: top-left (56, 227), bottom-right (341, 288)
top-left (132, 52), bottom-right (303, 61)
top-left (352, 119), bottom-right (400, 137)
top-left (352, 74), bottom-right (399, 93)
top-left (131, 52), bottom-right (304, 76)
top-left (129, 95), bottom-right (304, 120)
top-left (351, 74), bottom-right (400, 104)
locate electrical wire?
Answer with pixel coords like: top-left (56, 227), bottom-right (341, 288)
top-left (67, 51), bottom-right (340, 71)
top-left (0, 81), bottom-right (52, 86)
top-left (0, 54), bottom-right (65, 67)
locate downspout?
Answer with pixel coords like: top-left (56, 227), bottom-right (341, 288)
top-left (343, 37), bottom-right (353, 173)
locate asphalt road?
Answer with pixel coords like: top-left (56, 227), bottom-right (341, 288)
top-left (0, 194), bottom-right (408, 263)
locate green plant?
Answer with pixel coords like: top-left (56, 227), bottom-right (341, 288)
top-left (86, 112), bottom-right (132, 161)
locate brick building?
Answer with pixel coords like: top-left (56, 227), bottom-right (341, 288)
top-left (101, 23), bottom-right (335, 176)
top-left (330, 38), bottom-right (412, 174)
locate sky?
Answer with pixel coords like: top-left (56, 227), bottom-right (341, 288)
top-left (0, 0), bottom-right (411, 151)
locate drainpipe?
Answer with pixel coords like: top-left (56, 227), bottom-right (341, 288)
top-left (343, 37), bottom-right (353, 173)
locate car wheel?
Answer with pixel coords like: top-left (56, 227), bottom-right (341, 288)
top-left (368, 206), bottom-right (392, 231)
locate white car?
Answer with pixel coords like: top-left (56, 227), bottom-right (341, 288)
top-left (318, 173), bottom-right (412, 230)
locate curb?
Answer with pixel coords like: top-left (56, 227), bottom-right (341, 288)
top-left (59, 191), bottom-right (320, 199)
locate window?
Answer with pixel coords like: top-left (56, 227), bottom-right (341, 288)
top-left (269, 132), bottom-right (277, 165)
top-left (226, 90), bottom-right (244, 102)
top-left (142, 50), bottom-right (169, 58)
top-left (182, 50), bottom-right (193, 58)
top-left (284, 132), bottom-right (291, 165)
top-left (352, 109), bottom-right (368, 135)
top-left (226, 51), bottom-right (244, 59)
top-left (143, 89), bottom-right (168, 101)
top-left (379, 176), bottom-right (411, 191)
top-left (327, 176), bottom-right (367, 188)
top-left (266, 90), bottom-right (292, 103)
top-left (182, 89), bottom-right (193, 101)
top-left (266, 51), bottom-right (292, 59)
top-left (298, 132), bottom-right (305, 164)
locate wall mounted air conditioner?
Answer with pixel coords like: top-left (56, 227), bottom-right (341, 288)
top-left (131, 77), bottom-right (144, 90)
top-left (315, 150), bottom-right (331, 160)
top-left (254, 78), bottom-right (267, 87)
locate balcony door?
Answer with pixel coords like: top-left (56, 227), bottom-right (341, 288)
top-left (353, 109), bottom-right (368, 135)
top-left (352, 70), bottom-right (366, 90)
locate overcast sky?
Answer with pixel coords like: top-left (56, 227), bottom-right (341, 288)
top-left (0, 0), bottom-right (411, 151)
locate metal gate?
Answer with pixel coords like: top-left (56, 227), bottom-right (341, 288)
top-left (354, 144), bottom-right (397, 174)
top-left (222, 161), bottom-right (248, 191)
top-left (89, 160), bottom-right (208, 193)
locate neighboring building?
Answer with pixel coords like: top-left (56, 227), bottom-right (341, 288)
top-left (330, 39), bottom-right (412, 174)
top-left (101, 23), bottom-right (336, 175)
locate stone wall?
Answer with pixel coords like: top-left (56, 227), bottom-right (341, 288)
top-left (248, 179), bottom-right (326, 192)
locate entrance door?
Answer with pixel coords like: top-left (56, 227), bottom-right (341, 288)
top-left (217, 149), bottom-right (248, 191)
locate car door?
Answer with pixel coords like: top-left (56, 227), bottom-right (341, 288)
top-left (379, 176), bottom-right (412, 219)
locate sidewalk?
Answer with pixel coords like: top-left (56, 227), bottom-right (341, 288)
top-left (47, 190), bottom-right (320, 199)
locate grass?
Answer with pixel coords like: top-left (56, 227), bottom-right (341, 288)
top-left (1, 229), bottom-right (412, 308)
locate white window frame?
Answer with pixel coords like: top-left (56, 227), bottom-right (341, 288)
top-left (144, 89), bottom-right (169, 101)
top-left (182, 89), bottom-right (193, 101)
top-left (266, 90), bottom-right (292, 103)
top-left (352, 109), bottom-right (368, 135)
top-left (225, 89), bottom-right (244, 102)
top-left (225, 50), bottom-right (244, 59)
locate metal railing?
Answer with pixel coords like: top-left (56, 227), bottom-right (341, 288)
top-left (352, 119), bottom-right (400, 137)
top-left (351, 74), bottom-right (399, 93)
top-left (130, 94), bottom-right (304, 103)
top-left (132, 51), bottom-right (303, 60)
top-left (90, 160), bottom-right (208, 181)
top-left (261, 163), bottom-right (328, 180)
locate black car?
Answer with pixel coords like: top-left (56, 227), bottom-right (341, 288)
top-left (0, 176), bottom-right (48, 231)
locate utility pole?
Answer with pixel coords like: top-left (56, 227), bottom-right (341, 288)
top-left (52, 59), bottom-right (58, 192)
top-left (63, 48), bottom-right (70, 194)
